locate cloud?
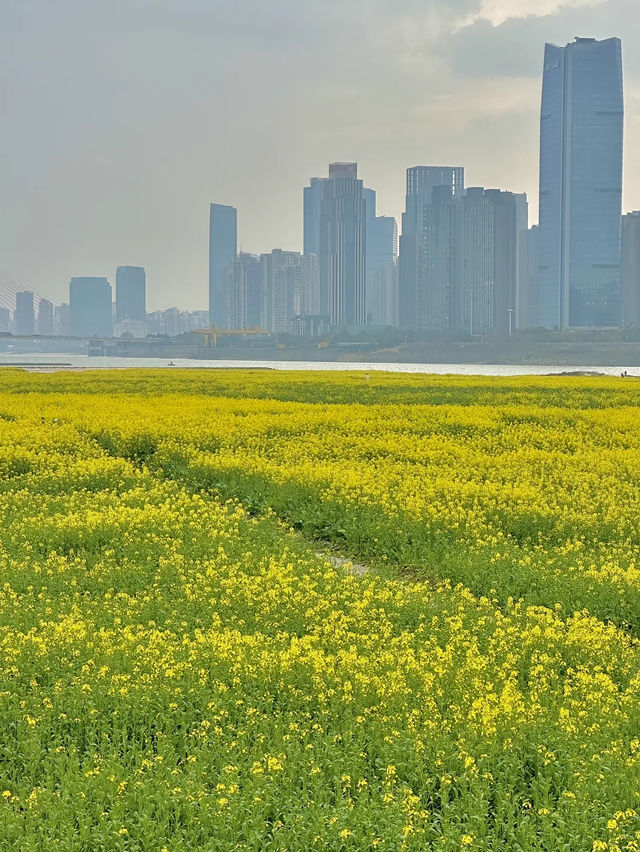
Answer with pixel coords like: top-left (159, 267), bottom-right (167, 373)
top-left (408, 76), bottom-right (540, 127)
top-left (0, 0), bottom-right (633, 308)
top-left (459, 0), bottom-right (605, 28)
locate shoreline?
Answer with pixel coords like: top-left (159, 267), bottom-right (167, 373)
top-left (1, 356), bottom-right (638, 378)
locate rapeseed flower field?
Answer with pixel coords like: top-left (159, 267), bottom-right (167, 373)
top-left (0, 369), bottom-right (639, 850)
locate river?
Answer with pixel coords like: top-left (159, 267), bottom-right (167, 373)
top-left (0, 352), bottom-right (635, 377)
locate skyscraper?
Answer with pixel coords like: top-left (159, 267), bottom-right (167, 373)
top-left (38, 298), bottom-right (54, 335)
top-left (451, 189), bottom-right (521, 337)
top-left (538, 37), bottom-right (623, 328)
top-left (419, 184), bottom-right (456, 330)
top-left (513, 194), bottom-right (530, 330)
top-left (230, 253), bottom-right (263, 330)
top-left (69, 277), bottom-right (112, 337)
top-left (116, 266), bottom-right (146, 322)
top-left (261, 250), bottom-right (301, 333)
top-left (209, 204), bottom-right (238, 328)
top-left (399, 166), bottom-right (464, 328)
top-left (303, 178), bottom-right (328, 256)
top-left (365, 189), bottom-right (398, 326)
top-left (526, 226), bottom-right (540, 328)
top-left (300, 253), bottom-right (321, 317)
top-left (402, 185), bottom-right (522, 336)
top-left (15, 291), bottom-right (35, 336)
top-left (319, 163), bottom-right (366, 326)
top-left (621, 212), bottom-right (640, 326)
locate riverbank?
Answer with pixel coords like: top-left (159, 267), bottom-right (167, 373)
top-left (1, 353), bottom-right (639, 377)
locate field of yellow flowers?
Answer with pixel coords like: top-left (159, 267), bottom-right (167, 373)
top-left (0, 368), bottom-right (639, 851)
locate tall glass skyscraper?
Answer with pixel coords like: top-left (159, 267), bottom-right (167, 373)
top-left (69, 277), bottom-right (112, 337)
top-left (319, 163), bottom-right (366, 326)
top-left (115, 266), bottom-right (146, 322)
top-left (538, 37), bottom-right (623, 328)
top-left (303, 178), bottom-right (328, 256)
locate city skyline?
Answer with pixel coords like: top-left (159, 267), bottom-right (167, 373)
top-left (4, 1), bottom-right (640, 309)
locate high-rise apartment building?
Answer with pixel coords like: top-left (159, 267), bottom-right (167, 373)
top-left (452, 189), bottom-right (521, 337)
top-left (399, 166), bottom-right (464, 328)
top-left (300, 253), bottom-right (321, 317)
top-left (15, 291), bottom-right (35, 336)
top-left (418, 184), bottom-right (457, 330)
top-left (526, 226), bottom-right (540, 327)
top-left (116, 266), bottom-right (146, 322)
top-left (538, 37), bottom-right (623, 328)
top-left (404, 185), bottom-right (522, 336)
top-left (69, 277), bottom-right (112, 337)
top-left (38, 298), bottom-right (54, 335)
top-left (621, 212), bottom-right (640, 326)
top-left (318, 163), bottom-right (366, 326)
top-left (261, 250), bottom-right (301, 333)
top-left (163, 308), bottom-right (181, 338)
top-left (113, 319), bottom-right (149, 339)
top-left (209, 204), bottom-right (238, 328)
top-left (230, 253), bottom-right (263, 330)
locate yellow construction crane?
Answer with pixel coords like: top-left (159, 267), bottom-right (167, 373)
top-left (193, 327), bottom-right (270, 348)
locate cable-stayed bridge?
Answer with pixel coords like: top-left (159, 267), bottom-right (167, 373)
top-left (0, 270), bottom-right (58, 312)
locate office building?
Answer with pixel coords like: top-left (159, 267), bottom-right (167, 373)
top-left (15, 291), bottom-right (35, 336)
top-left (399, 166), bottom-right (464, 328)
top-left (622, 212), bottom-right (640, 326)
top-left (116, 266), bottom-right (146, 322)
top-left (365, 189), bottom-right (398, 326)
top-left (69, 277), bottom-right (112, 337)
top-left (38, 298), bottom-right (54, 335)
top-left (319, 162), bottom-right (366, 326)
top-left (209, 204), bottom-right (238, 328)
top-left (538, 37), bottom-right (624, 328)
top-left (303, 178), bottom-right (328, 256)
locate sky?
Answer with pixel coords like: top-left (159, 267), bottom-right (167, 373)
top-left (2, 0), bottom-right (640, 311)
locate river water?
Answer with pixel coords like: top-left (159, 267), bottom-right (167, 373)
top-left (0, 352), bottom-right (636, 377)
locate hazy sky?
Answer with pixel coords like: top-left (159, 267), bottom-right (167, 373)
top-left (2, 0), bottom-right (640, 310)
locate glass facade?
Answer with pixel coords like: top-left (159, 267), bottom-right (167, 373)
top-left (319, 164), bottom-right (366, 326)
top-left (538, 37), bottom-right (623, 328)
top-left (115, 266), bottom-right (146, 322)
top-left (209, 204), bottom-right (238, 328)
top-left (69, 277), bottom-right (112, 337)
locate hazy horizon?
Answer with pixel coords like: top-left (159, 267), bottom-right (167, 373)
top-left (3, 0), bottom-right (640, 311)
